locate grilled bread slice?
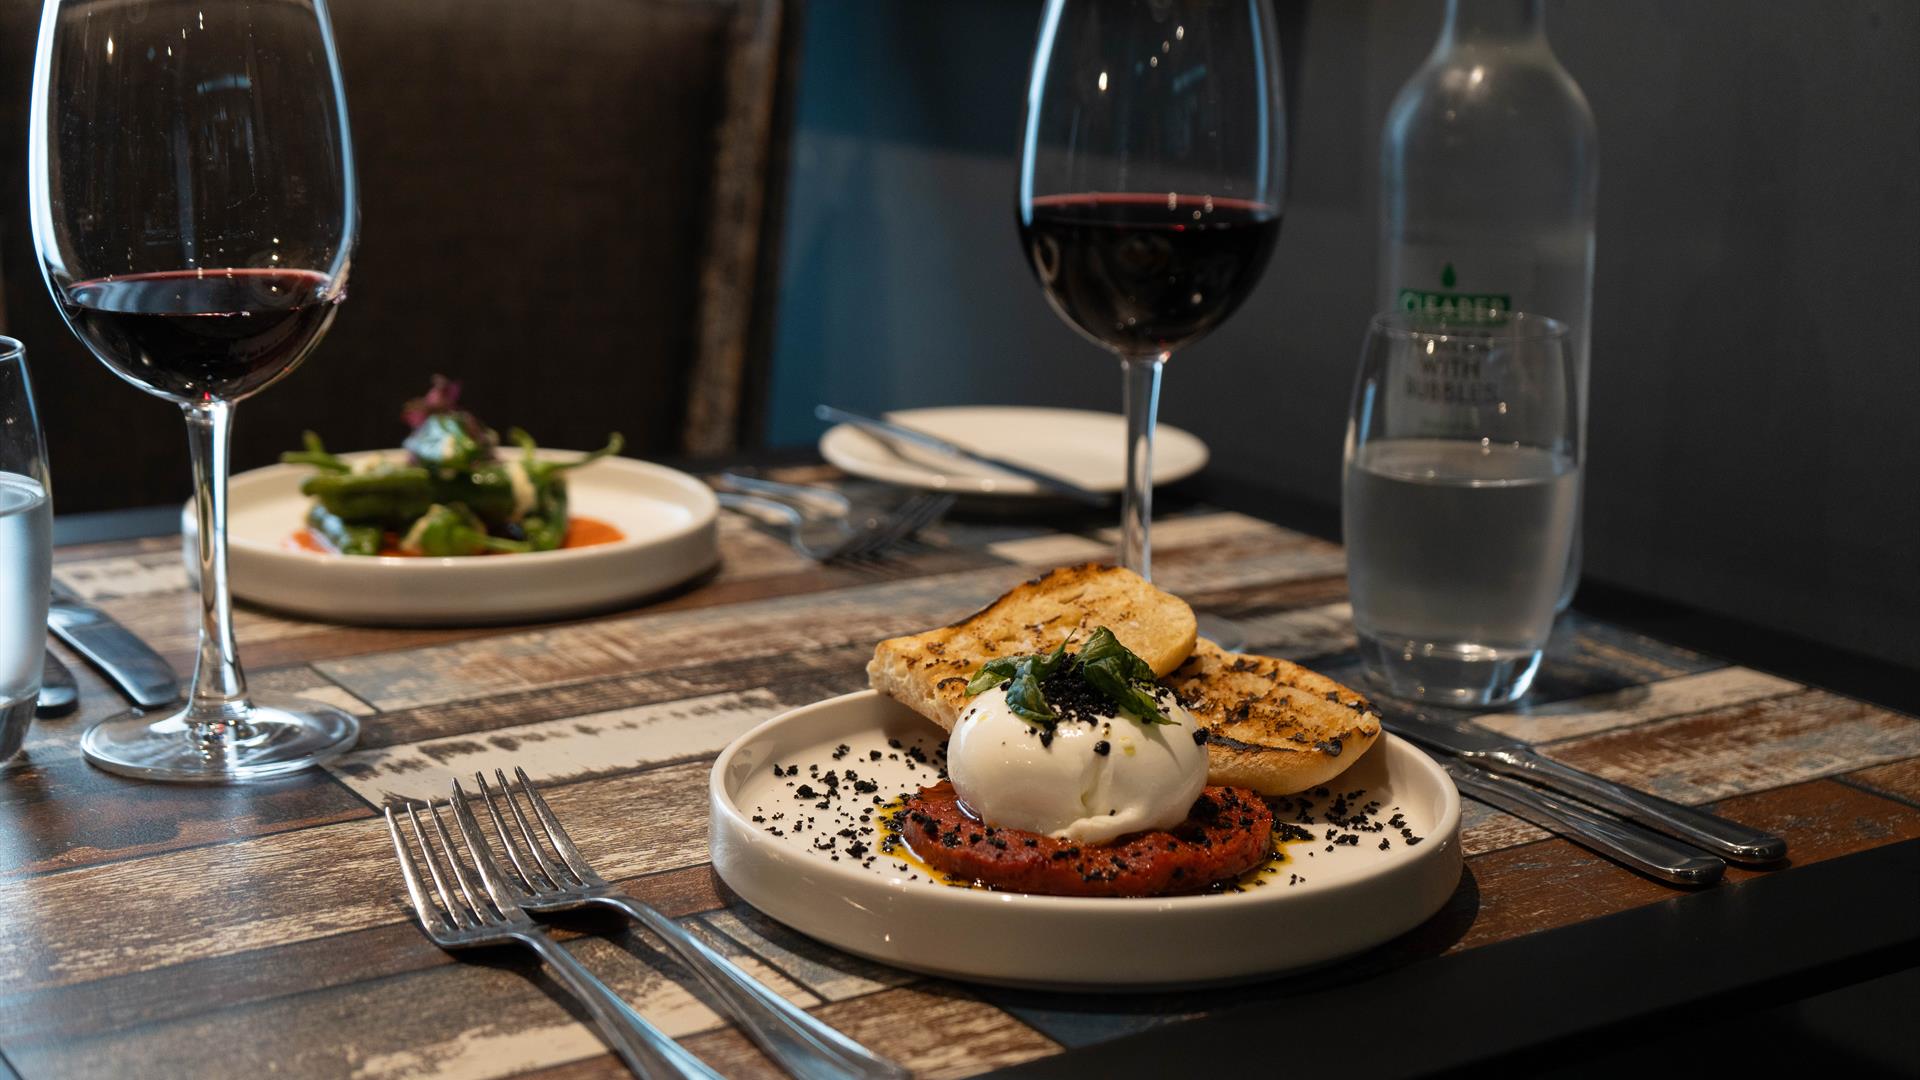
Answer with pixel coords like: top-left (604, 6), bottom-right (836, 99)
top-left (867, 564), bottom-right (1197, 731)
top-left (1167, 639), bottom-right (1383, 795)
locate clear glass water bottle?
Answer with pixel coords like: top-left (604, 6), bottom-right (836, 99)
top-left (1379, 0), bottom-right (1596, 608)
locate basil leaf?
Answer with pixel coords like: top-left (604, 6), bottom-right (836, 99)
top-left (1031, 636), bottom-right (1073, 680)
top-left (1002, 665), bottom-right (1056, 725)
top-left (966, 657), bottom-right (1021, 696)
top-left (1077, 626), bottom-right (1172, 723)
top-left (1080, 657), bottom-right (1173, 724)
top-left (1079, 627), bottom-right (1155, 683)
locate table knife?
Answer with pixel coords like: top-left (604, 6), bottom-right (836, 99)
top-left (814, 404), bottom-right (1110, 506)
top-left (46, 589), bottom-right (180, 709)
top-left (1443, 760), bottom-right (1725, 886)
top-left (1385, 713), bottom-right (1787, 864)
top-left (36, 650), bottom-right (79, 717)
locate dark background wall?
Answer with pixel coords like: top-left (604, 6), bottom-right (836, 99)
top-left (763, 0), bottom-right (1920, 669)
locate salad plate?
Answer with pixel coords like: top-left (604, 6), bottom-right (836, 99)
top-left (183, 450), bottom-right (718, 625)
top-left (709, 690), bottom-right (1463, 990)
top-left (820, 406), bottom-right (1209, 498)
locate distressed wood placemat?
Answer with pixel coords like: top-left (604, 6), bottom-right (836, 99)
top-left (4, 467), bottom-right (1919, 1078)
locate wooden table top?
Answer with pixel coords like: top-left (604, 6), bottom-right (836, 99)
top-left (5, 465), bottom-right (1919, 1078)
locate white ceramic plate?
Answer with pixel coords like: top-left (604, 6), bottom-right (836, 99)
top-left (709, 690), bottom-right (1462, 990)
top-left (184, 451), bottom-right (719, 626)
top-left (819, 406), bottom-right (1209, 498)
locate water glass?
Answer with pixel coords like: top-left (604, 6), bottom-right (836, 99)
top-left (1342, 312), bottom-right (1579, 707)
top-left (1, 338), bottom-right (53, 762)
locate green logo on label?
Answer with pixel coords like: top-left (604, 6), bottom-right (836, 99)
top-left (1440, 262), bottom-right (1457, 288)
top-left (1396, 288), bottom-right (1513, 321)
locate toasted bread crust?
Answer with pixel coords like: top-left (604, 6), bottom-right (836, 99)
top-left (866, 564), bottom-right (1197, 731)
top-left (1167, 639), bottom-right (1383, 795)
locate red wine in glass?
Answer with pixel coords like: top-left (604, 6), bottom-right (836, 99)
top-left (62, 269), bottom-right (343, 402)
top-left (1018, 0), bottom-right (1287, 651)
top-left (31, 0), bottom-right (360, 782)
top-left (1020, 193), bottom-right (1281, 355)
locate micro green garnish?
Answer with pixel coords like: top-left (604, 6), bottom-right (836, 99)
top-left (963, 627), bottom-right (1172, 729)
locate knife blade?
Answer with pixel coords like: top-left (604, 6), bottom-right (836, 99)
top-left (1442, 760), bottom-right (1725, 886)
top-left (46, 588), bottom-right (180, 709)
top-left (1385, 712), bottom-right (1786, 865)
top-left (815, 404), bottom-right (1110, 507)
top-left (35, 650), bottom-right (79, 717)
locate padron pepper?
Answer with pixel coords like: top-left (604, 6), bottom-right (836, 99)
top-left (304, 502), bottom-right (383, 556)
top-left (279, 390), bottom-right (623, 557)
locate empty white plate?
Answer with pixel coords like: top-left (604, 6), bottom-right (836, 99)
top-left (709, 690), bottom-right (1462, 990)
top-left (184, 451), bottom-right (719, 625)
top-left (819, 406), bottom-right (1209, 498)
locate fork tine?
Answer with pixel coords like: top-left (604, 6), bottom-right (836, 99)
top-left (425, 802), bottom-right (494, 925)
top-left (496, 768), bottom-right (576, 888)
top-left (404, 802), bottom-right (470, 929)
top-left (896, 493), bottom-right (950, 538)
top-left (385, 806), bottom-right (451, 935)
top-left (863, 494), bottom-right (950, 560)
top-left (894, 494), bottom-right (951, 546)
top-left (474, 771), bottom-right (544, 890)
top-left (834, 503), bottom-right (912, 561)
top-left (512, 767), bottom-right (602, 883)
top-left (448, 780), bottom-right (527, 918)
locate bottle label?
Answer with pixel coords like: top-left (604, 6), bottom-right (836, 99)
top-left (1395, 287), bottom-right (1513, 322)
top-left (1395, 263), bottom-right (1511, 322)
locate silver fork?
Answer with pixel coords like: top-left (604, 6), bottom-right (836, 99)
top-left (717, 490), bottom-right (952, 563)
top-left (385, 800), bottom-right (722, 1080)
top-left (460, 769), bottom-right (911, 1080)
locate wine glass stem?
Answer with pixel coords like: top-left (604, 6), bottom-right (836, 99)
top-left (1119, 352), bottom-right (1167, 580)
top-left (183, 401), bottom-right (252, 741)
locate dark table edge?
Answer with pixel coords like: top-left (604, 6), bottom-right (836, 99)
top-left (987, 838), bottom-right (1920, 1078)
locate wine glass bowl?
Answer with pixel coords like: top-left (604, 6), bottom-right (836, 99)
top-left (1018, 0), bottom-right (1286, 583)
top-left (30, 0), bottom-right (360, 781)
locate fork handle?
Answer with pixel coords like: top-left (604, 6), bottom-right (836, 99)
top-left (595, 895), bottom-right (911, 1080)
top-left (518, 932), bottom-right (723, 1080)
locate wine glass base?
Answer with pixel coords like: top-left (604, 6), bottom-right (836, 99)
top-left (80, 692), bottom-right (360, 783)
top-left (1194, 612), bottom-right (1247, 652)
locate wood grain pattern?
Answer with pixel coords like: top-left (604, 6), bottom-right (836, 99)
top-left (0, 763), bottom-right (715, 993)
top-left (1847, 757), bottom-right (1920, 806)
top-left (0, 865), bottom-right (727, 1047)
top-left (1544, 688), bottom-right (1920, 804)
top-left (1475, 666), bottom-right (1802, 743)
top-left (5, 495), bottom-right (1918, 1080)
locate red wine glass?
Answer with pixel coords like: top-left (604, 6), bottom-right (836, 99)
top-left (30, 0), bottom-right (361, 780)
top-left (1019, 0), bottom-right (1286, 632)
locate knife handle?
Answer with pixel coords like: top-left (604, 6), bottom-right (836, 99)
top-left (1448, 765), bottom-right (1725, 886)
top-left (1481, 749), bottom-right (1787, 865)
top-left (36, 651), bottom-right (79, 717)
top-left (47, 613), bottom-right (180, 710)
top-left (813, 404), bottom-right (1110, 507)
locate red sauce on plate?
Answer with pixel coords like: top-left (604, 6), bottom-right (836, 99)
top-left (895, 781), bottom-right (1274, 897)
top-left (286, 514), bottom-right (625, 556)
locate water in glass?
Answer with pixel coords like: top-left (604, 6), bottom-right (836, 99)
top-left (1342, 313), bottom-right (1579, 706)
top-left (0, 474), bottom-right (53, 754)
